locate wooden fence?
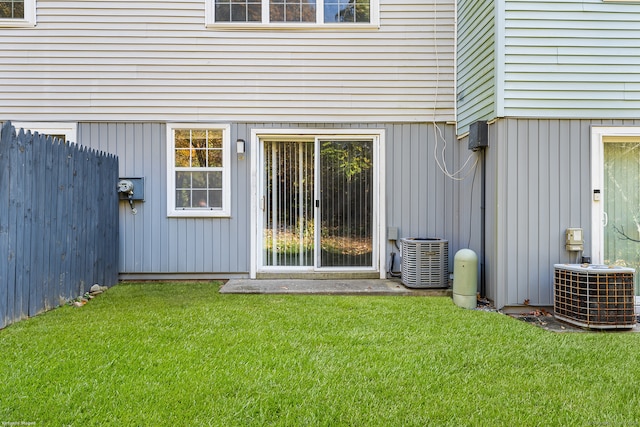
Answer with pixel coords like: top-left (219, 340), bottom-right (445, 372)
top-left (0, 121), bottom-right (119, 329)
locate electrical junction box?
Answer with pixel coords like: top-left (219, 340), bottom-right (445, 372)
top-left (565, 228), bottom-right (584, 252)
top-left (387, 227), bottom-right (398, 241)
top-left (468, 120), bottom-right (488, 151)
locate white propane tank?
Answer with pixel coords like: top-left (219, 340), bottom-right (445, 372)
top-left (453, 249), bottom-right (478, 309)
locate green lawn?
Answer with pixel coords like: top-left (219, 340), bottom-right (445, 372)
top-left (1, 282), bottom-right (639, 426)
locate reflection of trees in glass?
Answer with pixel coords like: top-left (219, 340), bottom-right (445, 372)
top-left (174, 129), bottom-right (224, 209)
top-left (215, 0), bottom-right (262, 22)
top-left (270, 0), bottom-right (316, 22)
top-left (320, 140), bottom-right (373, 266)
top-left (0, 1), bottom-right (24, 19)
top-left (326, 0), bottom-right (369, 23)
top-left (320, 140), bottom-right (372, 237)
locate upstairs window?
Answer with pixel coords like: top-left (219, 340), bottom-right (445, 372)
top-left (0, 0), bottom-right (36, 27)
top-left (207, 0), bottom-right (378, 27)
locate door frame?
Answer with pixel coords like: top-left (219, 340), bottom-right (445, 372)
top-left (591, 126), bottom-right (640, 306)
top-left (249, 128), bottom-right (386, 279)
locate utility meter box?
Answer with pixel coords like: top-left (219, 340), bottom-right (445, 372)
top-left (565, 228), bottom-right (584, 252)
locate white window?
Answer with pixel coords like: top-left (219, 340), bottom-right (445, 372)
top-left (167, 123), bottom-right (231, 217)
top-left (11, 122), bottom-right (76, 143)
top-left (0, 0), bottom-right (36, 27)
top-left (206, 0), bottom-right (379, 28)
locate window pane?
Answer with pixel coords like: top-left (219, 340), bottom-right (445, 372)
top-left (209, 189), bottom-right (223, 208)
top-left (175, 130), bottom-right (190, 148)
top-left (192, 172), bottom-right (208, 188)
top-left (191, 130), bottom-right (207, 148)
top-left (324, 0), bottom-right (369, 23)
top-left (208, 150), bottom-right (223, 168)
top-left (209, 171), bottom-right (223, 188)
top-left (247, 3), bottom-right (261, 21)
top-left (175, 149), bottom-right (191, 167)
top-left (270, 4), bottom-right (284, 21)
top-left (192, 149), bottom-right (207, 168)
top-left (176, 190), bottom-right (191, 208)
top-left (175, 171), bottom-right (191, 188)
top-left (215, 4), bottom-right (231, 21)
top-left (301, 3), bottom-right (315, 22)
top-left (207, 130), bottom-right (223, 148)
top-left (193, 190), bottom-right (208, 207)
top-left (216, 0), bottom-right (261, 22)
top-left (271, 0), bottom-right (315, 23)
top-left (0, 1), bottom-right (24, 19)
top-left (231, 3), bottom-right (246, 21)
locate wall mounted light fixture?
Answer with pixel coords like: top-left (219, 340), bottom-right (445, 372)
top-left (236, 139), bottom-right (245, 153)
top-left (236, 139), bottom-right (246, 160)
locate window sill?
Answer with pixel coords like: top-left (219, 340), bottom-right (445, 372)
top-left (205, 22), bottom-right (380, 31)
top-left (168, 209), bottom-right (231, 218)
top-left (0, 19), bottom-right (36, 28)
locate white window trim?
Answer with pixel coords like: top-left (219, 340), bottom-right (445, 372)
top-left (205, 0), bottom-right (380, 29)
top-left (12, 121), bottom-right (77, 143)
top-left (166, 123), bottom-right (231, 218)
top-left (249, 128), bottom-right (386, 279)
top-left (0, 0), bottom-right (36, 27)
top-left (590, 126), bottom-right (640, 263)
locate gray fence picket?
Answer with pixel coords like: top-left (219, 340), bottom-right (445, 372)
top-left (0, 124), bottom-right (12, 329)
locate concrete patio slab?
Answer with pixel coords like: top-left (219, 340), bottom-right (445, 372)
top-left (220, 279), bottom-right (452, 297)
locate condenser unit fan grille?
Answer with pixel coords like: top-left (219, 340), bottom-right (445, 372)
top-left (401, 238), bottom-right (448, 288)
top-left (554, 264), bottom-right (636, 329)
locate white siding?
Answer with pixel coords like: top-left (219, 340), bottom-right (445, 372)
top-left (0, 0), bottom-right (455, 123)
top-left (456, 0), bottom-right (496, 134)
top-left (503, 0), bottom-right (640, 118)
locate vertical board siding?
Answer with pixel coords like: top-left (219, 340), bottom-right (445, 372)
top-left (503, 0), bottom-right (640, 118)
top-left (0, 122), bottom-right (119, 329)
top-left (78, 121), bottom-right (459, 277)
top-left (457, 0), bottom-right (496, 133)
top-left (486, 118), bottom-right (640, 308)
top-left (0, 1), bottom-right (455, 123)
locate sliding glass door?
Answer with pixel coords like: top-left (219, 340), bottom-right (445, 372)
top-left (260, 137), bottom-right (374, 270)
top-left (318, 139), bottom-right (373, 267)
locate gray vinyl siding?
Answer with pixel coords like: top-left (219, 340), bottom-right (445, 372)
top-left (484, 117), bottom-right (640, 309)
top-left (77, 121), bottom-right (459, 277)
top-left (503, 0), bottom-right (640, 119)
top-left (457, 0), bottom-right (496, 134)
top-left (0, 1), bottom-right (455, 123)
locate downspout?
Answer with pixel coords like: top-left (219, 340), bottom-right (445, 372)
top-left (468, 120), bottom-right (489, 297)
top-left (480, 146), bottom-right (486, 297)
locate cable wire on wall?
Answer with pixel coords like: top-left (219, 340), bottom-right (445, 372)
top-left (431, 0), bottom-right (478, 182)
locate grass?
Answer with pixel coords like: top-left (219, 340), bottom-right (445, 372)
top-left (1, 282), bottom-right (640, 426)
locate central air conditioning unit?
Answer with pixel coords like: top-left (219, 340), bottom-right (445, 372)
top-left (400, 238), bottom-right (449, 288)
top-left (554, 264), bottom-right (636, 329)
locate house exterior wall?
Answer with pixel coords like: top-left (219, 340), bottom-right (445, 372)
top-left (484, 118), bottom-right (640, 309)
top-left (458, 0), bottom-right (640, 130)
top-left (77, 121), bottom-right (459, 278)
top-left (456, 0), bottom-right (496, 134)
top-left (502, 0), bottom-right (640, 119)
top-left (0, 0), bottom-right (455, 123)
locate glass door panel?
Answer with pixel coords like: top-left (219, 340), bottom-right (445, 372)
top-left (319, 139), bottom-right (373, 267)
top-left (262, 140), bottom-right (315, 267)
top-left (603, 141), bottom-right (640, 295)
